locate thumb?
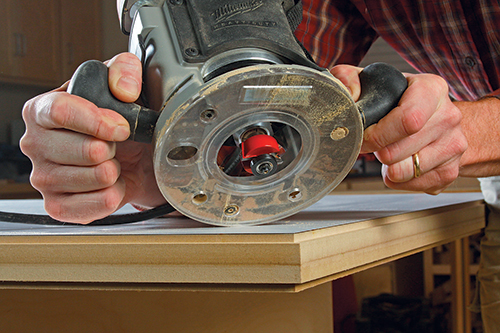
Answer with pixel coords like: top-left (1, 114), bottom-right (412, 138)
top-left (330, 64), bottom-right (362, 101)
top-left (106, 52), bottom-right (142, 103)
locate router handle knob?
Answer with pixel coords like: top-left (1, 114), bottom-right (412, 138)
top-left (356, 62), bottom-right (408, 129)
top-left (67, 60), bottom-right (159, 143)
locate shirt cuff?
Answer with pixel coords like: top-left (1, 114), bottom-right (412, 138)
top-left (484, 88), bottom-right (500, 99)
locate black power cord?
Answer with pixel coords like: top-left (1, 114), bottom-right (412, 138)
top-left (0, 202), bottom-right (176, 226)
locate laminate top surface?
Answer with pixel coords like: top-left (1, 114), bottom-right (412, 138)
top-left (0, 192), bottom-right (484, 237)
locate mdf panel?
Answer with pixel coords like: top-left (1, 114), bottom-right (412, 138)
top-left (0, 283), bottom-right (333, 333)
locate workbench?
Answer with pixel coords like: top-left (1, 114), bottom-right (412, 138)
top-left (0, 193), bottom-right (485, 333)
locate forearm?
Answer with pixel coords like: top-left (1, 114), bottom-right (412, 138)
top-left (458, 97), bottom-right (500, 177)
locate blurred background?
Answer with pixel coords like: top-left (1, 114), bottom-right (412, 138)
top-left (0, 0), bottom-right (128, 193)
top-left (0, 2), bottom-right (483, 331)
top-left (0, 0), bottom-right (128, 146)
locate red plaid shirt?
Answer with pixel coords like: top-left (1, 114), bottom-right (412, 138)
top-left (295, 0), bottom-right (500, 101)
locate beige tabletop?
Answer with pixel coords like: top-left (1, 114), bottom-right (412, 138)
top-left (0, 193), bottom-right (485, 292)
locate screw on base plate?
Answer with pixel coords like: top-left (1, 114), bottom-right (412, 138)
top-left (224, 205), bottom-right (240, 217)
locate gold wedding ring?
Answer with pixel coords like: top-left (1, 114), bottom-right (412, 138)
top-left (413, 153), bottom-right (421, 178)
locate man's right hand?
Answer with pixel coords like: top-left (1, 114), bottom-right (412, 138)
top-left (20, 52), bottom-right (167, 224)
top-left (331, 64), bottom-right (468, 194)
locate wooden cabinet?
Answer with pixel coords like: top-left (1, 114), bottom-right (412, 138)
top-left (5, 0), bottom-right (61, 84)
top-left (332, 176), bottom-right (481, 194)
top-left (0, 181), bottom-right (41, 199)
top-left (60, 0), bottom-right (102, 81)
top-left (0, 2), bottom-right (11, 78)
top-left (0, 0), bottom-right (101, 87)
top-left (423, 235), bottom-right (483, 333)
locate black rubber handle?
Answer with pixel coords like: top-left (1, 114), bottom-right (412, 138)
top-left (67, 60), bottom-right (159, 143)
top-left (356, 62), bottom-right (408, 129)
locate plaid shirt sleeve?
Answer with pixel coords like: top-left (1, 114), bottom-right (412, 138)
top-left (295, 0), bottom-right (500, 102)
top-left (295, 0), bottom-right (378, 69)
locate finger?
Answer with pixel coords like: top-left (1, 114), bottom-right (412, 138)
top-left (330, 65), bottom-right (362, 100)
top-left (381, 156), bottom-right (416, 183)
top-left (21, 130), bottom-right (116, 167)
top-left (382, 154), bottom-right (461, 195)
top-left (380, 129), bottom-right (466, 184)
top-left (27, 92), bottom-right (130, 142)
top-left (30, 129), bottom-right (117, 166)
top-left (43, 178), bottom-right (127, 224)
top-left (361, 74), bottom-right (449, 154)
top-left (30, 159), bottom-right (121, 193)
top-left (373, 131), bottom-right (434, 167)
top-left (373, 105), bottom-right (463, 165)
top-left (107, 52), bottom-right (142, 103)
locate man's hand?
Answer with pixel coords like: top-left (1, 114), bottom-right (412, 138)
top-left (331, 64), bottom-right (468, 194)
top-left (20, 53), bottom-right (166, 224)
